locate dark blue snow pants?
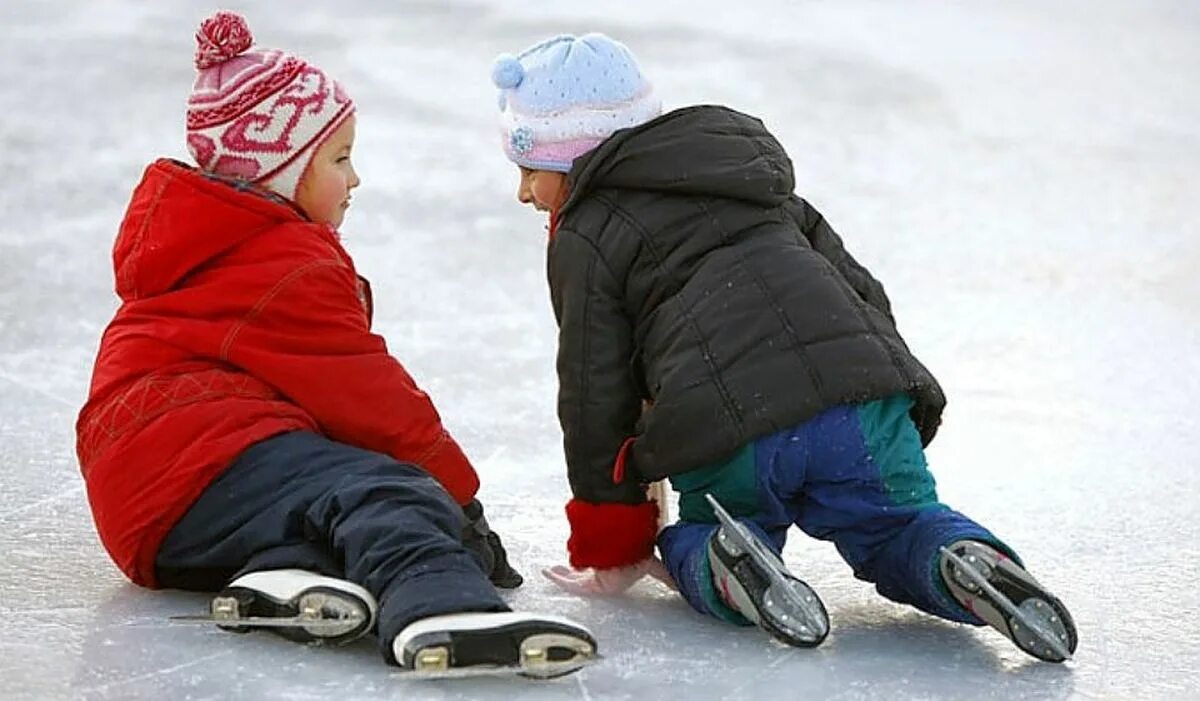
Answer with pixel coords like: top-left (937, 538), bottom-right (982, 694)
top-left (155, 431), bottom-right (508, 663)
top-left (657, 395), bottom-right (1018, 626)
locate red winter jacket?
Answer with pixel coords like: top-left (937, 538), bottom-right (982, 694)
top-left (76, 159), bottom-right (479, 587)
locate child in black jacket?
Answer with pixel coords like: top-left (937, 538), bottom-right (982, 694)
top-left (490, 33), bottom-right (1077, 662)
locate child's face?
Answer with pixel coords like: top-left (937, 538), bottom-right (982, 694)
top-left (295, 115), bottom-right (360, 228)
top-left (516, 167), bottom-right (568, 213)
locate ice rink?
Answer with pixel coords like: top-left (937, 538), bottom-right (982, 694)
top-left (2, 1), bottom-right (1198, 699)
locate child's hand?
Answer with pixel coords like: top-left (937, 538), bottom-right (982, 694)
top-left (462, 499), bottom-right (524, 588)
top-left (542, 557), bottom-right (676, 596)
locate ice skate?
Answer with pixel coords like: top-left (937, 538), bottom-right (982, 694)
top-left (171, 569), bottom-right (377, 645)
top-left (392, 611), bottom-right (598, 679)
top-left (705, 494), bottom-right (829, 647)
top-left (939, 541), bottom-right (1077, 662)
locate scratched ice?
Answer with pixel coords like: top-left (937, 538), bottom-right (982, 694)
top-left (2, 1), bottom-right (1198, 699)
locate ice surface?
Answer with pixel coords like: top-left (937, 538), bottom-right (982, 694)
top-left (2, 0), bottom-right (1198, 699)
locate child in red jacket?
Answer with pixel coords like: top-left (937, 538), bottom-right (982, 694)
top-left (75, 12), bottom-right (594, 676)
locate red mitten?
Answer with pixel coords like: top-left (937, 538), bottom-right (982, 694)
top-left (565, 498), bottom-right (659, 569)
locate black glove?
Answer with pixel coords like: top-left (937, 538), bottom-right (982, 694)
top-left (462, 499), bottom-right (524, 589)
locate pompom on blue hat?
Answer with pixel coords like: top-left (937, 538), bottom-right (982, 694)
top-left (491, 33), bottom-right (661, 172)
top-left (491, 55), bottom-right (524, 90)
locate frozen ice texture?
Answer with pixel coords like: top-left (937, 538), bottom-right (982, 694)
top-left (2, 1), bottom-right (1198, 699)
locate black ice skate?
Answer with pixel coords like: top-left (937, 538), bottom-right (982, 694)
top-left (171, 569), bottom-right (377, 645)
top-left (705, 494), bottom-right (829, 648)
top-left (939, 541), bottom-right (1077, 662)
top-left (392, 612), bottom-right (598, 679)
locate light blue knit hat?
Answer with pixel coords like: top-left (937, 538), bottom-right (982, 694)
top-left (492, 34), bottom-right (661, 172)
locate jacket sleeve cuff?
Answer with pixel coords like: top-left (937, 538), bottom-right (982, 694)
top-left (410, 431), bottom-right (480, 506)
top-left (565, 498), bottom-right (659, 569)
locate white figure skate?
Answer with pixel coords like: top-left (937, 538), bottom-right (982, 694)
top-left (392, 611), bottom-right (598, 679)
top-left (171, 569), bottom-right (377, 645)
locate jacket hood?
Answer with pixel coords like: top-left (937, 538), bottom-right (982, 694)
top-left (112, 159), bottom-right (307, 300)
top-left (561, 105), bottom-right (796, 215)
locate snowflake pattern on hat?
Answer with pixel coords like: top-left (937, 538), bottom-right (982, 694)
top-left (510, 126), bottom-right (535, 155)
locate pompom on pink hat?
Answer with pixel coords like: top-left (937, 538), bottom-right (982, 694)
top-left (185, 11), bottom-right (354, 201)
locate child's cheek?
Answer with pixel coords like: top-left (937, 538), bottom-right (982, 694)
top-left (532, 180), bottom-right (556, 208)
top-left (321, 177), bottom-right (346, 210)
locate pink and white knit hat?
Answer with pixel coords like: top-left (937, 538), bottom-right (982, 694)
top-left (185, 11), bottom-right (354, 201)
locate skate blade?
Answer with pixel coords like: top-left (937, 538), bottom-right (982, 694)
top-left (706, 493), bottom-right (830, 643)
top-left (762, 578), bottom-right (830, 646)
top-left (397, 651), bottom-right (602, 680)
top-left (939, 546), bottom-right (1073, 661)
top-left (169, 614), bottom-right (364, 630)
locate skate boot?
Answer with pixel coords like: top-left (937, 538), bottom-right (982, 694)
top-left (392, 612), bottom-right (597, 679)
top-left (174, 569), bottom-right (377, 645)
top-left (940, 541), bottom-right (1077, 662)
top-left (705, 494), bottom-right (829, 647)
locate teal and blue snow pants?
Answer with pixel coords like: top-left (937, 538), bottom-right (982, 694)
top-left (657, 395), bottom-right (1018, 626)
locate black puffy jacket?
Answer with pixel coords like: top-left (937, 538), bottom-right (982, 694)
top-left (549, 105), bottom-right (945, 507)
